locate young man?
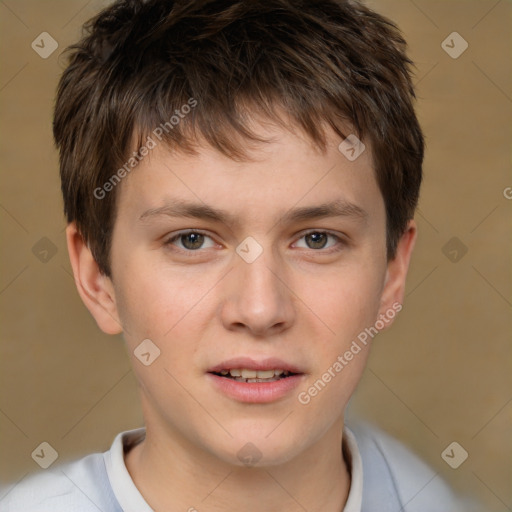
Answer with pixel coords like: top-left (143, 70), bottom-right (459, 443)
top-left (1, 0), bottom-right (477, 510)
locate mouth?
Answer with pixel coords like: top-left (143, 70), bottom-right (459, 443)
top-left (209, 368), bottom-right (298, 383)
top-left (206, 357), bottom-right (305, 403)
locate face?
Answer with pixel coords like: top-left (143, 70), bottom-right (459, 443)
top-left (74, 122), bottom-right (414, 468)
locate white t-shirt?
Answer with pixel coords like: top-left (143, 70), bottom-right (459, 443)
top-left (0, 422), bottom-right (476, 511)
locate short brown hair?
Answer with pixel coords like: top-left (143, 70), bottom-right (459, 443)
top-left (54, 0), bottom-right (424, 277)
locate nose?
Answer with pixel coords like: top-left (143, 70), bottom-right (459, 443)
top-left (219, 246), bottom-right (296, 338)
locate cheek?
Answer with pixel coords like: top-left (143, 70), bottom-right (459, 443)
top-left (296, 263), bottom-right (384, 344)
top-left (115, 266), bottom-right (209, 399)
top-left (113, 255), bottom-right (217, 351)
top-left (294, 272), bottom-right (379, 417)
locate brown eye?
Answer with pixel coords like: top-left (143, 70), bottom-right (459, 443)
top-left (166, 231), bottom-right (215, 251)
top-left (179, 233), bottom-right (204, 250)
top-left (304, 232), bottom-right (329, 249)
top-left (294, 231), bottom-right (342, 251)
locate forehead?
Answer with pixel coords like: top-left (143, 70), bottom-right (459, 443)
top-left (116, 122), bottom-right (383, 228)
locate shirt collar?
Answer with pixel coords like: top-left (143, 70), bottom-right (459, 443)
top-left (343, 426), bottom-right (364, 512)
top-left (104, 427), bottom-right (151, 512)
top-left (104, 426), bottom-right (363, 512)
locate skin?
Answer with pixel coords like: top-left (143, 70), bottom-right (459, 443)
top-left (66, 121), bottom-right (417, 512)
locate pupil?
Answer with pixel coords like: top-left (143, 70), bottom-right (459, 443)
top-left (307, 232), bottom-right (327, 249)
top-left (182, 233), bottom-right (204, 250)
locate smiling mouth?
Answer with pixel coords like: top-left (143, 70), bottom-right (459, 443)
top-left (210, 368), bottom-right (298, 383)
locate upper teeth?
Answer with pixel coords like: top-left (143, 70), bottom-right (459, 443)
top-left (220, 369), bottom-right (287, 378)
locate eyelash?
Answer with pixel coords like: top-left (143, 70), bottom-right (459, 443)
top-left (164, 230), bottom-right (347, 256)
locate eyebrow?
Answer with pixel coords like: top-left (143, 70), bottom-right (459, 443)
top-left (139, 198), bottom-right (368, 226)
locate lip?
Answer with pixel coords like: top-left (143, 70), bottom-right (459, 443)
top-left (207, 372), bottom-right (305, 403)
top-left (207, 357), bottom-right (304, 374)
top-left (207, 357), bottom-right (306, 404)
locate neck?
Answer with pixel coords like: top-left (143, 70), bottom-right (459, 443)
top-left (125, 418), bottom-right (351, 512)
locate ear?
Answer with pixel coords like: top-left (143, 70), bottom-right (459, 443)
top-left (66, 222), bottom-right (123, 335)
top-left (377, 219), bottom-right (417, 327)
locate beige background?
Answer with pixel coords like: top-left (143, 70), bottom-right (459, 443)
top-left (0, 0), bottom-right (510, 509)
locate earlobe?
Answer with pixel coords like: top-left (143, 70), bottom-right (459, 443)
top-left (65, 223), bottom-right (123, 335)
top-left (378, 220), bottom-right (417, 326)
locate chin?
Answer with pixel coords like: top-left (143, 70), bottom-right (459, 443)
top-left (203, 427), bottom-right (308, 468)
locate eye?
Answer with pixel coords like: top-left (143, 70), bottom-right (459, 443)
top-left (165, 230), bottom-right (217, 251)
top-left (293, 231), bottom-right (344, 251)
top-left (164, 229), bottom-right (345, 254)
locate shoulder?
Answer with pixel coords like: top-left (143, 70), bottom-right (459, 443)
top-left (0, 452), bottom-right (121, 512)
top-left (348, 421), bottom-right (478, 512)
